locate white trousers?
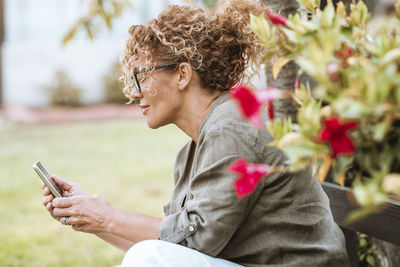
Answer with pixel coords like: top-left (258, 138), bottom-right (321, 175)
top-left (119, 240), bottom-right (244, 267)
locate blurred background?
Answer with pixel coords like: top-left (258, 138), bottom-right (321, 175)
top-left (2, 0), bottom-right (186, 108)
top-left (0, 0), bottom-right (392, 266)
top-left (0, 0), bottom-right (194, 266)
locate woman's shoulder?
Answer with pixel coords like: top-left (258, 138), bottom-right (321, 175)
top-left (202, 96), bottom-right (253, 132)
top-left (201, 96), bottom-right (268, 142)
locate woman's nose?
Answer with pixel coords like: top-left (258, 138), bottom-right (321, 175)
top-left (130, 89), bottom-right (143, 99)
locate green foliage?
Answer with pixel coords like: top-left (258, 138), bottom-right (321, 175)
top-left (251, 0), bottom-right (400, 211)
top-left (358, 233), bottom-right (378, 267)
top-left (103, 60), bottom-right (128, 104)
top-left (63, 0), bottom-right (132, 45)
top-left (44, 70), bottom-right (82, 107)
top-left (266, 117), bottom-right (293, 146)
top-left (297, 0), bottom-right (320, 12)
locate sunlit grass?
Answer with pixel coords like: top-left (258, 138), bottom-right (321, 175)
top-left (0, 119), bottom-right (189, 266)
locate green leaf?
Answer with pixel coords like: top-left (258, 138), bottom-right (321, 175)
top-left (297, 0), bottom-right (320, 13)
top-left (332, 155), bottom-right (353, 181)
top-left (250, 14), bottom-right (276, 50)
top-left (283, 139), bottom-right (328, 164)
top-left (297, 99), bottom-right (322, 137)
top-left (352, 178), bottom-right (387, 207)
top-left (366, 255), bottom-right (375, 266)
top-left (321, 1), bottom-right (335, 28)
top-left (333, 98), bottom-right (370, 119)
top-left (381, 48), bottom-right (400, 67)
top-left (62, 21), bottom-right (81, 46)
top-left (349, 1), bottom-right (371, 29)
top-left (345, 205), bottom-right (378, 224)
top-left (84, 21), bottom-right (94, 40)
top-left (266, 118), bottom-right (293, 146)
top-left (372, 120), bottom-right (389, 141)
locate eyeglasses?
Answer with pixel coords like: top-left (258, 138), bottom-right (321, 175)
top-left (132, 62), bottom-right (180, 94)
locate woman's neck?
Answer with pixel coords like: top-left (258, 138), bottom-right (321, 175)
top-left (174, 90), bottom-right (223, 144)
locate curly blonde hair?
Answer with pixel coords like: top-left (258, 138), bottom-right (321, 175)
top-left (120, 0), bottom-right (266, 99)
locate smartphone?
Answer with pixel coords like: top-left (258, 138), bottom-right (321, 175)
top-left (33, 161), bottom-right (63, 198)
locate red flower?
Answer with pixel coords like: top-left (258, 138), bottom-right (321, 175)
top-left (267, 102), bottom-right (274, 120)
top-left (229, 158), bottom-right (270, 198)
top-left (336, 43), bottom-right (354, 68)
top-left (336, 43), bottom-right (354, 59)
top-left (294, 75), bottom-right (300, 90)
top-left (265, 11), bottom-right (288, 26)
top-left (230, 84), bottom-right (279, 128)
top-left (318, 117), bottom-right (358, 158)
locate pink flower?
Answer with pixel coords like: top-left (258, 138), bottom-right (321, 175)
top-left (229, 158), bottom-right (270, 198)
top-left (318, 117), bottom-right (358, 158)
top-left (295, 75), bottom-right (300, 90)
top-left (230, 84), bottom-right (279, 128)
top-left (265, 11), bottom-right (288, 26)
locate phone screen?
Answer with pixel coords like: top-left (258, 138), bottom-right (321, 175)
top-left (33, 161), bottom-right (63, 198)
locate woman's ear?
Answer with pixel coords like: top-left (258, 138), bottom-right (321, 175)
top-left (177, 62), bottom-right (192, 91)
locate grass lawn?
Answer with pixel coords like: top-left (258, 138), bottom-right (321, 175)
top-left (0, 118), bottom-right (189, 266)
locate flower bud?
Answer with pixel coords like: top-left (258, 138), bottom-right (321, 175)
top-left (326, 62), bottom-right (341, 82)
top-left (265, 11), bottom-right (288, 27)
top-left (383, 173), bottom-right (400, 194)
top-left (294, 75), bottom-right (300, 90)
top-left (320, 106), bottom-right (332, 118)
top-left (336, 43), bottom-right (354, 59)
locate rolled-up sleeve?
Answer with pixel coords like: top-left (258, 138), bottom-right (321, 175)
top-left (159, 122), bottom-right (262, 256)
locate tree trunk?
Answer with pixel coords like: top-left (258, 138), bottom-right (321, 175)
top-left (260, 0), bottom-right (299, 123)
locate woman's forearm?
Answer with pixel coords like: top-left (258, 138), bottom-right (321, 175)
top-left (95, 233), bottom-right (135, 252)
top-left (104, 206), bottom-right (162, 244)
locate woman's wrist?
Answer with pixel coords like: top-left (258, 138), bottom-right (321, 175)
top-left (87, 194), bottom-right (118, 234)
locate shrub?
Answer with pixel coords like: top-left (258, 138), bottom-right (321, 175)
top-left (103, 60), bottom-right (128, 104)
top-left (45, 70), bottom-right (82, 107)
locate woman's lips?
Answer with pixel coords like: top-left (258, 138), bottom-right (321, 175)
top-left (140, 105), bottom-right (150, 115)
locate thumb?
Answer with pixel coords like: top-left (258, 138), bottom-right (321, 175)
top-left (51, 175), bottom-right (72, 191)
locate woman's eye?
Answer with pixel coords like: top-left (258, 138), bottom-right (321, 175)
top-left (137, 75), bottom-right (148, 84)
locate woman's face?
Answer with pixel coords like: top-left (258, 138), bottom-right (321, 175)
top-left (131, 60), bottom-right (182, 129)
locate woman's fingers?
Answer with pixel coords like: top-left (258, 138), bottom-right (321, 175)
top-left (52, 196), bottom-right (76, 208)
top-left (62, 216), bottom-right (85, 226)
top-left (42, 194), bottom-right (54, 206)
top-left (51, 175), bottom-right (73, 191)
top-left (53, 207), bottom-right (72, 217)
top-left (42, 186), bottom-right (51, 196)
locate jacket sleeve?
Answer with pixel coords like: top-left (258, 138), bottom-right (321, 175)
top-left (159, 123), bottom-right (263, 256)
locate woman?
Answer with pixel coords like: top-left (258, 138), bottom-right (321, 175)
top-left (42, 1), bottom-right (350, 266)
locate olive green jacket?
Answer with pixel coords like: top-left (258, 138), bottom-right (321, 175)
top-left (159, 93), bottom-right (350, 267)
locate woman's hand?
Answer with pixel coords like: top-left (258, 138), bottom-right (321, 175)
top-left (41, 175), bottom-right (87, 221)
top-left (52, 194), bottom-right (114, 234)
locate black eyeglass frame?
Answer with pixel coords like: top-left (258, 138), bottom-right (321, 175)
top-left (132, 62), bottom-right (180, 93)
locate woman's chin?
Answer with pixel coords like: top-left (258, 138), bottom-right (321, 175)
top-left (146, 118), bottom-right (161, 129)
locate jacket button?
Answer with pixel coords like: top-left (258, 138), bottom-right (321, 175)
top-left (189, 226), bottom-right (195, 232)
